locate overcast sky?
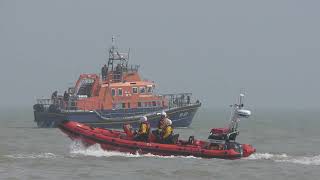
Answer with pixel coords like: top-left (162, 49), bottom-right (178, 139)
top-left (0, 0), bottom-right (319, 109)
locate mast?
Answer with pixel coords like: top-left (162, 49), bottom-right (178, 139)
top-left (228, 93), bottom-right (251, 133)
top-left (106, 36), bottom-right (130, 83)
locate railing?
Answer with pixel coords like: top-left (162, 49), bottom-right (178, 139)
top-left (109, 72), bottom-right (122, 83)
top-left (160, 93), bottom-right (200, 109)
top-left (95, 107), bottom-right (163, 120)
top-left (36, 93), bottom-right (200, 114)
top-left (95, 93), bottom-right (200, 118)
top-left (36, 96), bottom-right (101, 112)
top-left (126, 64), bottom-right (140, 73)
top-left (108, 64), bottom-right (140, 83)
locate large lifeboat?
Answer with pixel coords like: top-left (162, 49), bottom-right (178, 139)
top-left (58, 94), bottom-right (255, 159)
top-left (33, 37), bottom-right (201, 128)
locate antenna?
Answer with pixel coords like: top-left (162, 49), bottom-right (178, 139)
top-left (228, 93), bottom-right (251, 132)
top-left (239, 93), bottom-right (244, 108)
top-left (111, 35), bottom-right (121, 48)
top-left (112, 35), bottom-right (115, 45)
top-left (128, 48), bottom-right (130, 61)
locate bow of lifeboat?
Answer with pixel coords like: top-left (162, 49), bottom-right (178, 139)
top-left (58, 120), bottom-right (126, 147)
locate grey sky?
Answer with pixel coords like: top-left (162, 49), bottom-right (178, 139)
top-left (0, 0), bottom-right (319, 109)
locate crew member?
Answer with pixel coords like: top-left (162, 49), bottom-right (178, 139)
top-left (157, 111), bottom-right (171, 132)
top-left (51, 91), bottom-right (58, 104)
top-left (101, 64), bottom-right (107, 80)
top-left (63, 91), bottom-right (69, 102)
top-left (161, 120), bottom-right (174, 144)
top-left (63, 91), bottom-right (70, 109)
top-left (134, 116), bottom-right (150, 142)
top-left (153, 111), bottom-right (171, 141)
top-left (51, 91), bottom-right (58, 100)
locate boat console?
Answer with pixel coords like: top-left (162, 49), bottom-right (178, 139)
top-left (207, 94), bottom-right (251, 151)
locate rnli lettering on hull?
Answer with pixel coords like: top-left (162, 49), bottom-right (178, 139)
top-left (179, 112), bottom-right (189, 118)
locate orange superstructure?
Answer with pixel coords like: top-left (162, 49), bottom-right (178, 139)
top-left (74, 38), bottom-right (168, 111)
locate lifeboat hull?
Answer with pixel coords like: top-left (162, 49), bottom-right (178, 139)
top-left (34, 103), bottom-right (200, 128)
top-left (58, 121), bottom-right (255, 159)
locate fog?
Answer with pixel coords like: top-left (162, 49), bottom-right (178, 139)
top-left (1, 0), bottom-right (319, 110)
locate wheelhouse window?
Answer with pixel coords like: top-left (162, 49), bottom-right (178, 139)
top-left (147, 86), bottom-right (153, 93)
top-left (132, 87), bottom-right (138, 94)
top-left (140, 87), bottom-right (145, 94)
top-left (77, 78), bottom-right (94, 97)
top-left (116, 103), bottom-right (122, 109)
top-left (118, 88), bottom-right (123, 96)
top-left (111, 89), bottom-right (116, 96)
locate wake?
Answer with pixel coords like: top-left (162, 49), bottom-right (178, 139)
top-left (69, 141), bottom-right (141, 158)
top-left (3, 152), bottom-right (59, 159)
top-left (246, 153), bottom-right (320, 166)
top-left (69, 140), bottom-right (199, 159)
top-left (69, 141), bottom-right (320, 165)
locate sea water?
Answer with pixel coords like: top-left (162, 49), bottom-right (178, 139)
top-left (0, 107), bottom-right (319, 180)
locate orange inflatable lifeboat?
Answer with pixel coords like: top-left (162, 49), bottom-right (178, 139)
top-left (58, 94), bottom-right (255, 159)
top-left (58, 120), bottom-right (255, 159)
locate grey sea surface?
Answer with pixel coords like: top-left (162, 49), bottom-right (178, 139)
top-left (0, 107), bottom-right (320, 180)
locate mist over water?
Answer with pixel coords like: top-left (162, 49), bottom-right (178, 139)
top-left (1, 107), bottom-right (320, 179)
top-left (1, 0), bottom-right (320, 109)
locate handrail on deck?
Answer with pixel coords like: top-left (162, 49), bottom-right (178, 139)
top-left (36, 92), bottom-right (199, 112)
top-left (160, 93), bottom-right (198, 109)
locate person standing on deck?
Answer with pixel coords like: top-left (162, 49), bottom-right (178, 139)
top-left (101, 64), bottom-right (107, 81)
top-left (63, 91), bottom-right (70, 109)
top-left (51, 91), bottom-right (58, 104)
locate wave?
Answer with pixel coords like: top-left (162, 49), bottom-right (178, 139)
top-left (246, 152), bottom-right (289, 160)
top-left (69, 141), bottom-right (141, 158)
top-left (69, 141), bottom-right (320, 165)
top-left (276, 155), bottom-right (320, 166)
top-left (3, 152), bottom-right (59, 159)
top-left (247, 153), bottom-right (320, 166)
top-left (69, 141), bottom-right (199, 159)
